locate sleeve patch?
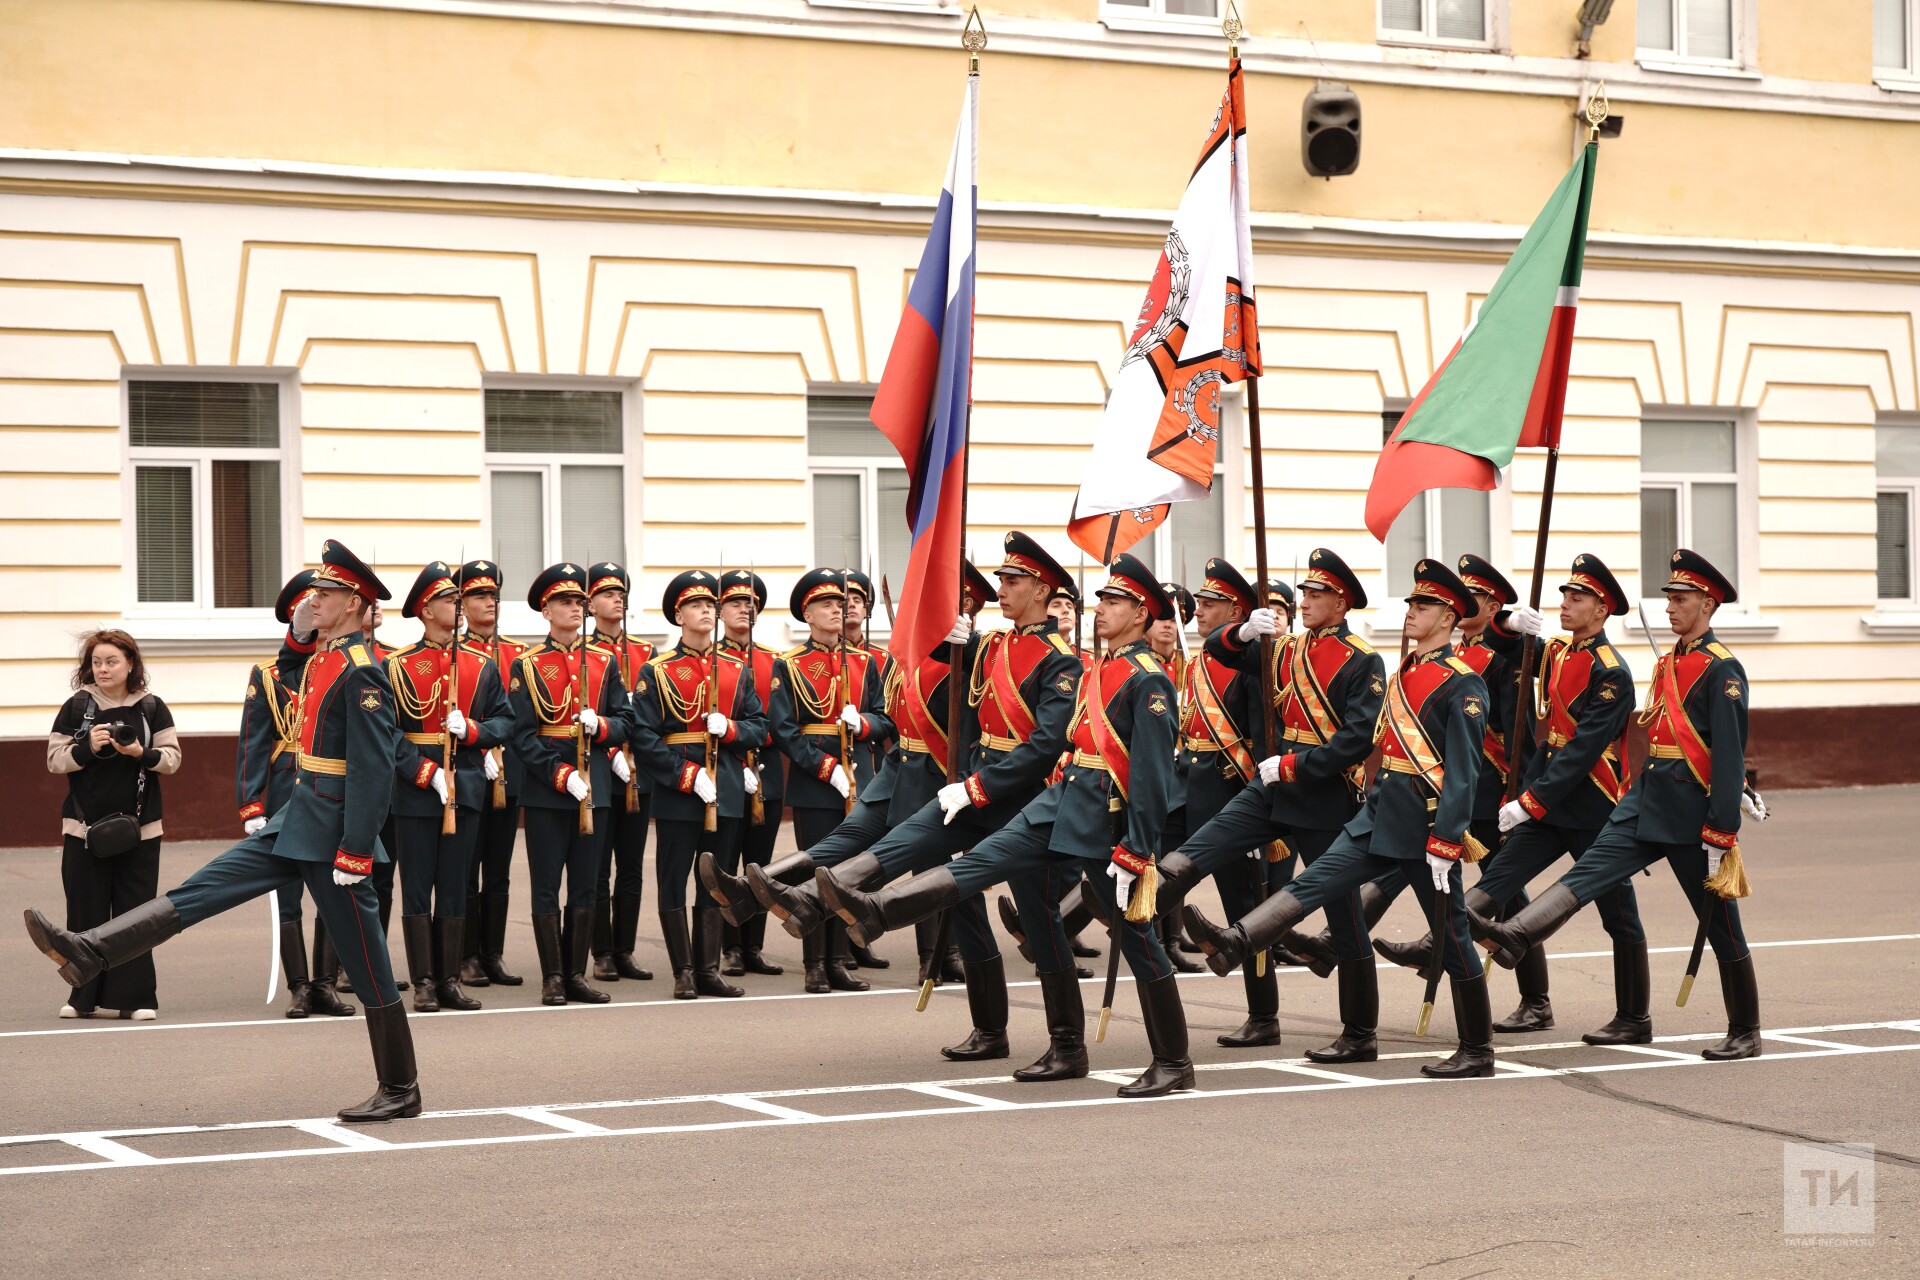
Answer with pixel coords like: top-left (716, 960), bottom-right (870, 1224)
top-left (1369, 675), bottom-right (1385, 696)
top-left (1598, 685), bottom-right (1618, 701)
top-left (1055, 673), bottom-right (1075, 694)
top-left (359, 689), bottom-right (383, 712)
top-left (1723, 678), bottom-right (1742, 699)
top-left (1463, 695), bottom-right (1483, 719)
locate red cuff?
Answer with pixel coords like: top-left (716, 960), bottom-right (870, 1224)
top-left (414, 759), bottom-right (439, 790)
top-left (1278, 753), bottom-right (1298, 784)
top-left (238, 800), bottom-right (265, 822)
top-left (286, 627), bottom-right (316, 655)
top-left (677, 760), bottom-right (701, 794)
top-left (1111, 845), bottom-right (1152, 875)
top-left (334, 850), bottom-right (373, 876)
top-left (814, 756), bottom-right (839, 783)
top-left (1426, 836), bottom-right (1464, 861)
top-left (1701, 825), bottom-right (1738, 849)
top-left (1519, 789), bottom-right (1548, 821)
top-left (852, 714), bottom-right (869, 742)
top-left (462, 720), bottom-right (481, 747)
top-left (553, 764), bottom-right (576, 794)
top-left (593, 719), bottom-right (609, 744)
top-left (719, 718), bottom-right (737, 744)
top-left (964, 775), bottom-right (990, 808)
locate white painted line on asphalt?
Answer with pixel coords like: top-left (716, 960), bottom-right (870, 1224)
top-left (1595, 1043), bottom-right (1699, 1061)
top-left (7, 930), bottom-right (1915, 1040)
top-left (4, 1019), bottom-right (1917, 1178)
top-left (1761, 1032), bottom-right (1858, 1050)
top-left (1489, 1059), bottom-right (1558, 1077)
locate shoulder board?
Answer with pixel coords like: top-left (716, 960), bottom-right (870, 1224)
top-left (1446, 656), bottom-right (1474, 674)
top-left (347, 644), bottom-right (371, 667)
top-left (460, 639), bottom-right (492, 658)
top-left (1132, 653), bottom-right (1163, 675)
top-left (1345, 634), bottom-right (1375, 655)
top-left (779, 644), bottom-right (807, 660)
top-left (1047, 633), bottom-right (1071, 654)
top-left (1706, 642), bottom-right (1734, 661)
top-left (1594, 644), bottom-right (1621, 669)
top-left (255, 660), bottom-right (277, 677)
top-left (644, 651), bottom-right (674, 672)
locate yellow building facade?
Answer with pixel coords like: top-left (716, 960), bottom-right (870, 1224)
top-left (2, 0), bottom-right (1918, 758)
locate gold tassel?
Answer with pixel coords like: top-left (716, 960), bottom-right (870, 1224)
top-left (1464, 831), bottom-right (1489, 863)
top-left (1704, 843), bottom-right (1751, 899)
top-left (1264, 836), bottom-right (1294, 863)
top-left (1126, 860), bottom-right (1159, 924)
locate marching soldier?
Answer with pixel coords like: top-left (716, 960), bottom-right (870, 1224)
top-left (1185, 558), bottom-right (1497, 1079)
top-left (386, 563), bottom-right (515, 1013)
top-left (586, 561), bottom-right (657, 983)
top-left (507, 563), bottom-right (630, 1007)
top-left (26, 541), bottom-right (421, 1122)
top-left (456, 559), bottom-right (529, 988)
top-left (821, 553), bottom-right (1190, 1096)
top-left (714, 568), bottom-right (786, 977)
top-left (1475, 549), bottom-right (1763, 1061)
top-left (627, 570), bottom-right (768, 999)
top-left (1153, 548), bottom-right (1385, 1058)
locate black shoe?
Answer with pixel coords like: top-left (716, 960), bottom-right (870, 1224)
top-left (694, 908), bottom-right (745, 998)
top-left (1117, 975), bottom-right (1195, 1098)
top-left (1496, 923), bottom-right (1556, 1031)
top-left (309, 920), bottom-right (357, 1016)
top-left (741, 950), bottom-right (783, 976)
top-left (1218, 958), bottom-right (1280, 1048)
top-left (1496, 995), bottom-right (1558, 1034)
top-left (532, 912), bottom-right (566, 1006)
top-left (941, 957), bottom-right (1012, 1062)
top-left (402, 915), bottom-right (439, 1013)
top-left (698, 851), bottom-right (761, 929)
top-left (434, 918), bottom-right (482, 1011)
top-left (1578, 939), bottom-right (1649, 1043)
top-left (479, 892), bottom-right (523, 986)
top-left (24, 897), bottom-right (181, 988)
top-left (848, 941), bottom-right (890, 970)
top-left (722, 947), bottom-right (747, 977)
top-left (337, 1000), bottom-right (423, 1124)
top-left (938, 946), bottom-right (966, 985)
top-left (825, 921), bottom-right (870, 992)
top-left (1217, 1016), bottom-right (1280, 1048)
top-left (1701, 953), bottom-right (1762, 1061)
top-left (661, 909), bottom-right (697, 999)
top-left (821, 866), bottom-right (958, 950)
top-left (564, 907), bottom-right (611, 1003)
top-left (1421, 972), bottom-right (1496, 1079)
top-left (593, 951), bottom-right (622, 982)
top-left (1474, 883), bottom-right (1580, 971)
top-left (1304, 958), bottom-right (1378, 1064)
top-left (610, 893), bottom-right (652, 980)
top-left (1372, 933), bottom-right (1432, 972)
top-left (280, 921), bottom-right (312, 1018)
top-left (801, 928), bottom-right (830, 994)
top-left (1012, 968), bottom-right (1088, 1082)
top-left (1161, 917), bottom-right (1202, 973)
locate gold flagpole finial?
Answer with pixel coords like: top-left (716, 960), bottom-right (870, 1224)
top-left (1584, 81), bottom-right (1611, 143)
top-left (962, 6), bottom-right (987, 73)
top-left (1223, 0), bottom-right (1244, 57)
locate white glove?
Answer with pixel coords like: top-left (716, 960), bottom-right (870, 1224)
top-left (565, 772), bottom-right (590, 801)
top-left (611, 751), bottom-right (632, 784)
top-left (838, 703), bottom-right (864, 733)
top-left (1107, 861), bottom-right (1137, 911)
top-left (1498, 799), bottom-right (1529, 833)
top-left (706, 711), bottom-right (729, 737)
top-left (1427, 852), bottom-right (1454, 892)
top-left (243, 816), bottom-right (266, 836)
top-left (483, 750), bottom-right (501, 781)
top-left (1703, 842), bottom-right (1724, 877)
top-left (1741, 789), bottom-right (1768, 821)
top-left (693, 768), bottom-right (717, 804)
top-left (828, 764), bottom-right (850, 799)
top-left (1237, 608), bottom-right (1278, 643)
top-left (429, 770), bottom-right (450, 804)
top-left (333, 868), bottom-right (366, 886)
top-left (944, 613), bottom-right (971, 645)
top-left (743, 764), bottom-right (759, 795)
top-left (1257, 755), bottom-right (1283, 786)
top-left (936, 781), bottom-right (971, 825)
top-left (576, 706), bottom-right (600, 738)
top-left (291, 596), bottom-right (317, 637)
top-left (1508, 605), bottom-right (1546, 637)
top-left (445, 709), bottom-right (468, 740)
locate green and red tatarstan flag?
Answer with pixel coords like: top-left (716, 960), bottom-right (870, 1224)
top-left (1364, 142), bottom-right (1599, 541)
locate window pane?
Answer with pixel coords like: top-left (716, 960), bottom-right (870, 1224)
top-left (1386, 491), bottom-right (1428, 593)
top-left (1878, 491), bottom-right (1913, 599)
top-left (1692, 481), bottom-right (1739, 584)
top-left (210, 460), bottom-right (280, 609)
top-left (1165, 0), bottom-right (1218, 15)
top-left (1169, 482), bottom-right (1225, 589)
top-left (1381, 0), bottom-right (1422, 33)
top-left (485, 389), bottom-right (622, 454)
top-left (490, 470), bottom-right (545, 596)
top-left (136, 466), bottom-right (195, 604)
top-left (813, 473), bottom-right (862, 572)
top-left (1642, 419), bottom-right (1735, 473)
top-left (1876, 423), bottom-right (1920, 475)
top-left (1107, 0), bottom-right (1148, 7)
top-left (1638, 0), bottom-right (1674, 49)
top-left (1685, 0), bottom-right (1733, 59)
top-left (1439, 486), bottom-right (1491, 562)
top-left (808, 395), bottom-right (894, 458)
top-left (129, 381), bottom-right (277, 449)
top-left (1875, 0), bottom-right (1909, 69)
top-left (873, 467), bottom-right (914, 605)
top-left (559, 465), bottom-right (625, 568)
top-left (1640, 487), bottom-right (1679, 592)
top-left (1436, 0), bottom-right (1485, 40)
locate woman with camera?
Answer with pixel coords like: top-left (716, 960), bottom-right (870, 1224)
top-left (45, 629), bottom-right (182, 1020)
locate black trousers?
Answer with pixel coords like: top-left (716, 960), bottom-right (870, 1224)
top-left (61, 834), bottom-right (161, 1013)
top-left (656, 815), bottom-right (741, 910)
top-left (598, 790), bottom-right (652, 907)
top-left (523, 805), bottom-right (607, 914)
top-left (719, 798), bottom-right (783, 878)
top-left (470, 795), bottom-right (522, 896)
top-left (394, 811), bottom-right (481, 918)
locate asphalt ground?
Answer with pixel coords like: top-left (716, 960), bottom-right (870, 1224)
top-left (2, 785), bottom-right (1916, 1277)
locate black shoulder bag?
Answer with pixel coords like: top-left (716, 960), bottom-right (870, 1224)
top-left (83, 699), bottom-right (149, 859)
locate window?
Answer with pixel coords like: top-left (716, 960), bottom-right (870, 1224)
top-left (484, 388), bottom-right (627, 596)
top-left (1131, 390), bottom-right (1241, 589)
top-left (128, 380), bottom-right (285, 610)
top-left (1103, 0), bottom-right (1221, 27)
top-left (1381, 408), bottom-right (1492, 592)
top-left (1640, 417), bottom-right (1743, 596)
top-left (1638, 0), bottom-right (1738, 64)
top-left (1877, 422), bottom-right (1920, 602)
top-left (1876, 0), bottom-right (1918, 76)
top-left (1379, 0), bottom-right (1493, 48)
top-left (809, 392), bottom-right (908, 607)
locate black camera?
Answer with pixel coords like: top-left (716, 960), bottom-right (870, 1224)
top-left (110, 721), bottom-right (139, 747)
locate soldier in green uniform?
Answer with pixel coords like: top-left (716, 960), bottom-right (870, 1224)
top-left (455, 560), bottom-right (530, 988)
top-left (586, 561), bottom-right (657, 984)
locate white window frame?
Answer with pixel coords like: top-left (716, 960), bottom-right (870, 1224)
top-left (1635, 407), bottom-right (1771, 639)
top-left (120, 368), bottom-right (302, 653)
top-left (1875, 0), bottom-right (1920, 91)
top-left (805, 0), bottom-right (952, 14)
top-left (1868, 414), bottom-right (1920, 633)
top-left (1101, 0), bottom-right (1225, 37)
top-left (1636, 0), bottom-right (1759, 77)
top-left (1375, 0), bottom-right (1505, 54)
top-left (482, 375), bottom-right (642, 639)
top-left (1135, 384), bottom-right (1244, 586)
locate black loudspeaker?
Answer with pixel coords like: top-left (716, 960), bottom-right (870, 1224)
top-left (1302, 81), bottom-right (1360, 178)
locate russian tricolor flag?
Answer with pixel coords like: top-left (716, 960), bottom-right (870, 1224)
top-left (872, 76), bottom-right (977, 671)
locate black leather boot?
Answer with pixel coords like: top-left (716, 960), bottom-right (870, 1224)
top-left (661, 910), bottom-right (696, 999)
top-left (820, 864), bottom-right (958, 949)
top-left (24, 896), bottom-right (182, 989)
top-left (435, 917), bottom-right (481, 1011)
top-left (1150, 851), bottom-right (1202, 918)
top-left (1421, 971), bottom-right (1495, 1078)
top-left (941, 956), bottom-right (1011, 1061)
top-left (1701, 953), bottom-right (1762, 1061)
top-left (1294, 880), bottom-right (1392, 979)
top-left (694, 907), bottom-right (745, 997)
top-left (801, 926), bottom-right (830, 994)
top-left (1496, 932), bottom-right (1556, 1032)
top-left (848, 939), bottom-right (890, 970)
top-left (460, 893), bottom-right (488, 986)
top-left (1161, 914), bottom-right (1203, 973)
top-left (722, 943), bottom-right (747, 977)
top-left (1012, 967), bottom-right (1088, 1082)
top-left (402, 915), bottom-right (439, 1013)
top-left (698, 850), bottom-right (760, 928)
top-left (940, 942), bottom-right (965, 984)
top-left (747, 853), bottom-right (822, 938)
top-left (825, 921), bottom-right (871, 992)
top-left (1118, 974), bottom-right (1196, 1097)
top-left (1182, 891), bottom-right (1311, 978)
top-left (308, 919), bottom-right (356, 1017)
top-left (337, 1000), bottom-right (423, 1123)
top-left (1305, 958), bottom-right (1379, 1063)
top-left (591, 897), bottom-right (619, 982)
top-left (564, 907), bottom-right (610, 1003)
top-left (996, 894), bottom-right (1034, 965)
top-left (740, 909), bottom-right (783, 975)
top-left (281, 919), bottom-right (313, 1019)
top-left (915, 917), bottom-right (942, 986)
top-left (1374, 884), bottom-right (1486, 972)
top-left (1218, 953), bottom-right (1280, 1048)
top-left (532, 911), bottom-right (566, 1006)
top-left (612, 894), bottom-right (653, 980)
top-left (1580, 939), bottom-right (1651, 1044)
top-left (480, 892), bottom-right (523, 986)
top-left (1473, 883), bottom-right (1580, 970)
